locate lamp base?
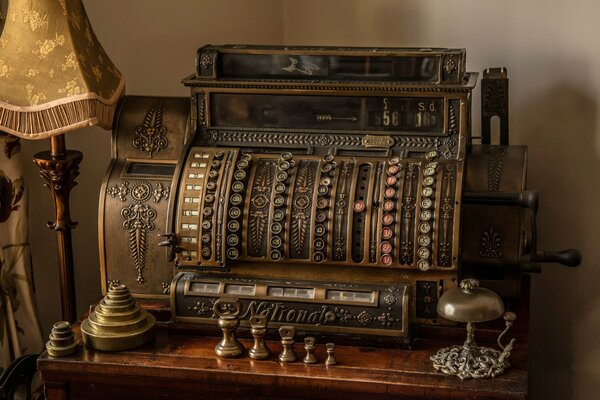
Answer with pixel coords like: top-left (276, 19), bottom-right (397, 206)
top-left (33, 148), bottom-right (82, 323)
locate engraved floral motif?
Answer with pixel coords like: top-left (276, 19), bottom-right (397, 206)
top-left (334, 307), bottom-right (353, 323)
top-left (383, 293), bottom-right (397, 306)
top-left (161, 282), bottom-right (171, 295)
top-left (357, 311), bottom-right (373, 326)
top-left (107, 181), bottom-right (129, 202)
top-left (122, 203), bottom-right (157, 284)
top-left (377, 312), bottom-right (399, 327)
top-left (200, 54), bottom-right (213, 70)
top-left (107, 180), bottom-right (169, 283)
top-left (133, 100), bottom-right (168, 157)
top-left (480, 225), bottom-right (502, 258)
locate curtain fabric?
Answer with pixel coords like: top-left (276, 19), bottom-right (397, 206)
top-left (0, 134), bottom-right (43, 372)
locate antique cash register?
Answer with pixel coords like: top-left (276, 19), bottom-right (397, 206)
top-left (99, 46), bottom-right (580, 345)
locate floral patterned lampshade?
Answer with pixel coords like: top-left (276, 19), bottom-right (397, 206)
top-left (0, 0), bottom-right (125, 139)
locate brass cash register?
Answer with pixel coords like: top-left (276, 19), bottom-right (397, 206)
top-left (99, 46), bottom-right (579, 345)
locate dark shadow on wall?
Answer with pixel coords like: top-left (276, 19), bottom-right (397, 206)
top-left (512, 83), bottom-right (597, 399)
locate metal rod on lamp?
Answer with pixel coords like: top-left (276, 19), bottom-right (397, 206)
top-left (33, 136), bottom-right (83, 323)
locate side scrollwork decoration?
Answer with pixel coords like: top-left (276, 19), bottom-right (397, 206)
top-left (133, 99), bottom-right (168, 157)
top-left (107, 181), bottom-right (170, 284)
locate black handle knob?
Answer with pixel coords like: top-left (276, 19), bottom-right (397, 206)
top-left (532, 249), bottom-right (582, 267)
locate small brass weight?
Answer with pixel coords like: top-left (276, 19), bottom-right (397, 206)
top-left (214, 297), bottom-right (244, 358)
top-left (248, 315), bottom-right (271, 360)
top-left (278, 325), bottom-right (297, 362)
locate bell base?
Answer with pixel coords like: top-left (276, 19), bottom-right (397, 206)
top-left (430, 343), bottom-right (510, 380)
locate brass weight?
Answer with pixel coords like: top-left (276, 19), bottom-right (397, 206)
top-left (213, 297), bottom-right (244, 358)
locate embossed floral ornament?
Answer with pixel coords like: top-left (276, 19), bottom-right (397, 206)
top-left (0, 171), bottom-right (24, 223)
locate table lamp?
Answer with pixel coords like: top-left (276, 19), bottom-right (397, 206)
top-left (0, 0), bottom-right (125, 322)
top-left (430, 279), bottom-right (517, 379)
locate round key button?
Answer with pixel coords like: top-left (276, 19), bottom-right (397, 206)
top-left (353, 200), bottom-right (366, 213)
top-left (276, 171), bottom-right (289, 182)
top-left (232, 181), bottom-right (244, 192)
top-left (316, 211), bottom-right (327, 223)
top-left (230, 193), bottom-right (243, 205)
top-left (209, 170), bottom-right (219, 179)
top-left (271, 236), bottom-right (282, 248)
top-left (418, 247), bottom-right (431, 259)
top-left (228, 207), bottom-right (241, 219)
top-left (418, 222), bottom-right (431, 234)
top-left (234, 170), bottom-right (246, 181)
top-left (278, 161), bottom-right (290, 171)
top-left (323, 154), bottom-right (335, 163)
top-left (318, 185), bottom-right (329, 196)
top-left (316, 198), bottom-right (328, 209)
top-left (420, 210), bottom-right (432, 221)
top-left (314, 224), bottom-right (326, 237)
top-left (382, 227), bottom-right (394, 240)
top-left (321, 163), bottom-right (333, 173)
top-left (423, 176), bottom-right (434, 186)
top-left (281, 152), bottom-right (293, 161)
top-left (422, 187), bottom-right (434, 197)
top-left (201, 247), bottom-right (211, 258)
top-left (202, 220), bottom-right (212, 230)
top-left (426, 151), bottom-right (438, 160)
top-left (270, 250), bottom-right (282, 261)
top-left (418, 234), bottom-right (431, 247)
top-left (384, 187), bottom-right (396, 199)
top-left (417, 259), bottom-right (430, 271)
top-left (271, 223), bottom-right (282, 234)
top-left (426, 162), bottom-right (438, 169)
top-left (424, 167), bottom-right (436, 177)
top-left (273, 195), bottom-right (285, 207)
top-left (227, 248), bottom-right (239, 260)
top-left (313, 252), bottom-right (325, 262)
top-left (228, 220), bottom-right (240, 232)
top-left (314, 238), bottom-right (325, 251)
top-left (236, 160), bottom-right (249, 169)
top-left (386, 176), bottom-right (398, 186)
top-left (383, 200), bottom-right (395, 212)
top-left (273, 209), bottom-right (285, 222)
top-left (201, 233), bottom-right (211, 243)
top-left (227, 235), bottom-right (239, 246)
top-left (380, 254), bottom-right (393, 266)
top-left (274, 183), bottom-right (286, 194)
top-left (202, 207), bottom-right (213, 217)
top-left (380, 241), bottom-right (393, 254)
top-left (320, 177), bottom-right (332, 186)
top-left (240, 154), bottom-right (251, 162)
top-left (387, 165), bottom-right (399, 175)
top-left (214, 152), bottom-right (224, 160)
top-left (389, 156), bottom-right (401, 165)
top-left (206, 182), bottom-right (217, 191)
top-left (421, 198), bottom-right (433, 209)
top-left (204, 194), bottom-right (215, 204)
top-left (382, 214), bottom-right (394, 226)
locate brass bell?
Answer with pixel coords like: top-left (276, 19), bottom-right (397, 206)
top-left (430, 279), bottom-right (516, 380)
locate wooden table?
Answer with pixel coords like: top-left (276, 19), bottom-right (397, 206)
top-left (38, 317), bottom-right (528, 400)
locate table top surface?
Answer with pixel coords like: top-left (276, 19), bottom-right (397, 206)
top-left (38, 318), bottom-right (528, 400)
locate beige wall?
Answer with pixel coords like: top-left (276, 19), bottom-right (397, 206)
top-left (21, 1), bottom-right (598, 399)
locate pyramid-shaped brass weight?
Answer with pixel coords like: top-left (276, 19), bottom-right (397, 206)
top-left (81, 284), bottom-right (155, 351)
